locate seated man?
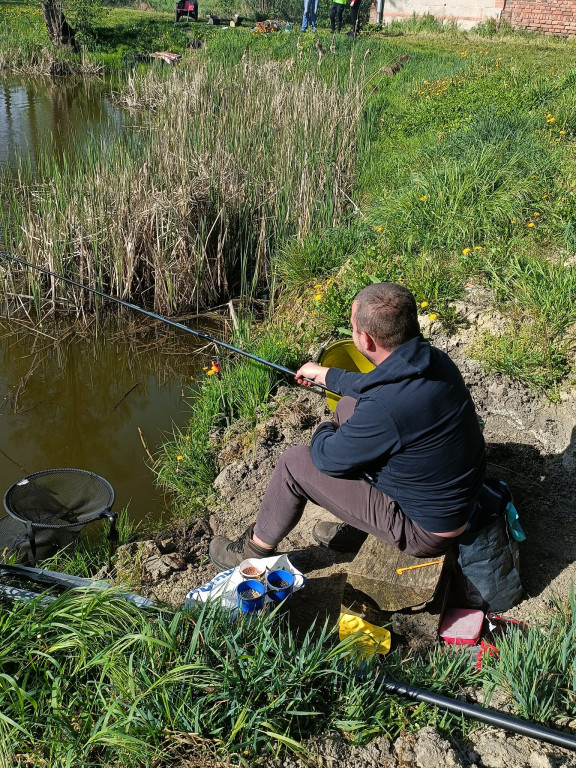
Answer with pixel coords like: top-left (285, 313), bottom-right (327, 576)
top-left (209, 282), bottom-right (486, 570)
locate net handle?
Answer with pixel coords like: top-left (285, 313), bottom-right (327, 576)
top-left (76, 507), bottom-right (113, 525)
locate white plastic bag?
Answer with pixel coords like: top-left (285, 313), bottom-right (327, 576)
top-left (184, 553), bottom-right (306, 612)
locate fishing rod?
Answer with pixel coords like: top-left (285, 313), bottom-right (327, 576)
top-left (0, 253), bottom-right (327, 391)
top-left (375, 674), bottom-right (576, 752)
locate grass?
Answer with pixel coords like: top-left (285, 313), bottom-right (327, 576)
top-left (0, 583), bottom-right (474, 766)
top-left (480, 591), bottom-right (576, 723)
top-left (0, 580), bottom-right (575, 765)
top-left (154, 325), bottom-right (302, 514)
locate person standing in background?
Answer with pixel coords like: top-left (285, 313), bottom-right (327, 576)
top-left (349, 0), bottom-right (362, 36)
top-left (301, 0), bottom-right (318, 32)
top-left (330, 0), bottom-right (346, 33)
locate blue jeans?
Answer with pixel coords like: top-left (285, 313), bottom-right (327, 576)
top-left (301, 0), bottom-right (318, 30)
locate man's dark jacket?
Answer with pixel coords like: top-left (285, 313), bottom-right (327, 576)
top-left (311, 335), bottom-right (486, 533)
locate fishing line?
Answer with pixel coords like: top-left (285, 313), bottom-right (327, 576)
top-left (0, 253), bottom-right (327, 391)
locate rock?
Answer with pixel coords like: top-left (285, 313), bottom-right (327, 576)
top-left (529, 751), bottom-right (554, 768)
top-left (142, 554), bottom-right (173, 580)
top-left (213, 460), bottom-right (249, 496)
top-left (156, 535), bottom-right (176, 553)
top-left (162, 552), bottom-right (187, 571)
top-left (395, 727), bottom-right (465, 767)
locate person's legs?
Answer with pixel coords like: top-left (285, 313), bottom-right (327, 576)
top-left (301, 0), bottom-right (309, 31)
top-left (330, 2), bottom-right (337, 33)
top-left (302, 0), bottom-right (318, 31)
top-left (349, 0), bottom-right (362, 34)
top-left (336, 3), bottom-right (344, 32)
top-left (309, 0), bottom-right (319, 29)
top-left (209, 394), bottom-right (450, 568)
top-left (252, 443), bottom-right (449, 557)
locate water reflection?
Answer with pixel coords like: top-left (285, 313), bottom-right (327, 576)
top-left (0, 74), bottom-right (124, 170)
top-left (0, 318), bottom-right (210, 528)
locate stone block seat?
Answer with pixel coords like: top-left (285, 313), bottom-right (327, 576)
top-left (345, 535), bottom-right (458, 613)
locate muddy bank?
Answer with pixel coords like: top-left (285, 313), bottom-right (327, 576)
top-left (106, 298), bottom-right (576, 767)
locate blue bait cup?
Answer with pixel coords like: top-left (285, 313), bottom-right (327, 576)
top-left (236, 579), bottom-right (266, 613)
top-left (266, 569), bottom-right (294, 603)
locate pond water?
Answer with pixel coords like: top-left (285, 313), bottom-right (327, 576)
top-left (0, 318), bottom-right (211, 530)
top-left (0, 74), bottom-right (211, 533)
top-left (0, 73), bottom-right (123, 169)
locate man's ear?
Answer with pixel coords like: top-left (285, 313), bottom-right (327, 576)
top-left (361, 331), bottom-right (377, 352)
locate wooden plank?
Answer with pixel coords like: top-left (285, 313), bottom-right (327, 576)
top-left (346, 536), bottom-right (456, 612)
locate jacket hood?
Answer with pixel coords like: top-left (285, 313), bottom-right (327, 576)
top-left (353, 335), bottom-right (432, 393)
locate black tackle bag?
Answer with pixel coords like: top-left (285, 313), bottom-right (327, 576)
top-left (456, 479), bottom-right (525, 612)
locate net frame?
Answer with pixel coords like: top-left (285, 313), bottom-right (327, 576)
top-left (3, 468), bottom-right (115, 530)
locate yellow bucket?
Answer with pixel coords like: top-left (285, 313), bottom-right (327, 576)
top-left (317, 339), bottom-right (375, 411)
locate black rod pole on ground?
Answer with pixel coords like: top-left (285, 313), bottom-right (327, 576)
top-left (0, 253), bottom-right (327, 390)
top-left (376, 675), bottom-right (576, 752)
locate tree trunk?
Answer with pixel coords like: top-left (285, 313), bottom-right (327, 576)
top-left (41, 2), bottom-right (79, 51)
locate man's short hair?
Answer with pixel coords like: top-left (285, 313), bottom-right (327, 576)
top-left (354, 282), bottom-right (420, 349)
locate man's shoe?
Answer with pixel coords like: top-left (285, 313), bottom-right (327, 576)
top-left (312, 521), bottom-right (368, 552)
top-left (209, 524), bottom-right (276, 570)
top-left (311, 25), bottom-right (316, 32)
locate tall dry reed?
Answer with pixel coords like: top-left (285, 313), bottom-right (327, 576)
top-left (1, 57), bottom-right (362, 315)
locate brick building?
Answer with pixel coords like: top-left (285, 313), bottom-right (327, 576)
top-left (369, 0), bottom-right (576, 36)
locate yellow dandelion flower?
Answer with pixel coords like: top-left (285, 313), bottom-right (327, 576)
top-left (428, 313), bottom-right (438, 321)
top-left (560, 130), bottom-right (566, 135)
top-left (420, 195), bottom-right (428, 201)
top-left (527, 222), bottom-right (535, 227)
top-left (376, 226), bottom-right (383, 232)
top-left (177, 455), bottom-right (183, 461)
top-left (185, 436), bottom-right (190, 440)
top-left (542, 194), bottom-right (548, 199)
top-left (534, 212), bottom-right (540, 217)
top-left (326, 278), bottom-right (333, 285)
top-left (311, 310), bottom-right (316, 316)
top-left (314, 284), bottom-right (322, 291)
top-left (421, 301), bottom-right (429, 308)
top-left (462, 247), bottom-right (471, 255)
top-left (314, 294), bottom-right (322, 301)
top-left (474, 246), bottom-right (483, 251)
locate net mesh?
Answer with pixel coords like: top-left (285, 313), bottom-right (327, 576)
top-left (3, 469), bottom-right (115, 529)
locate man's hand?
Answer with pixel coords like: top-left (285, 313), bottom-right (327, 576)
top-left (295, 362), bottom-right (329, 388)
